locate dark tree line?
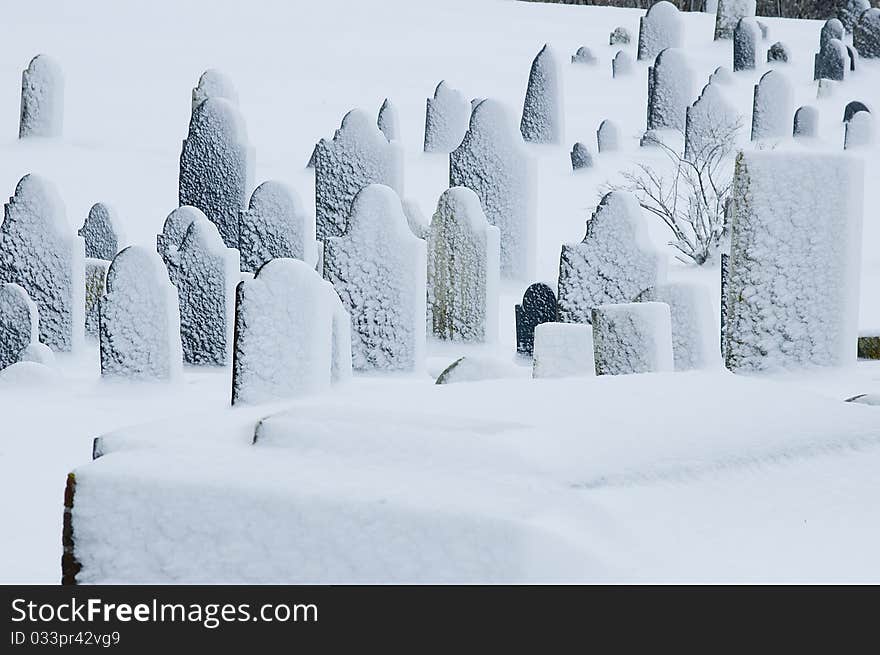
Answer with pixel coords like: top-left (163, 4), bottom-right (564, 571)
top-left (518, 0), bottom-right (869, 20)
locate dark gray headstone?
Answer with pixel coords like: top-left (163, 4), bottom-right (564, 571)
top-left (854, 8), bottom-right (880, 58)
top-left (515, 282), bottom-right (557, 356)
top-left (733, 18), bottom-right (761, 71)
top-left (814, 38), bottom-right (848, 81)
top-left (570, 142), bottom-right (593, 170)
top-left (767, 41), bottom-right (789, 63)
top-left (844, 100), bottom-right (870, 122)
top-left (821, 18), bottom-right (845, 50)
top-left (838, 0), bottom-right (870, 34)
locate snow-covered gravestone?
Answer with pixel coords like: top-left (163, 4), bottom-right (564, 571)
top-left (520, 44), bottom-right (564, 144)
top-left (570, 143), bottom-right (593, 170)
top-left (99, 246), bottom-right (182, 379)
top-left (637, 283), bottom-right (717, 370)
top-left (423, 81), bottom-right (470, 153)
top-left (854, 9), bottom-right (880, 58)
top-left (814, 38), bottom-right (848, 81)
top-left (231, 258), bottom-right (351, 405)
top-left (637, 1), bottom-right (682, 62)
top-left (715, 0), bottom-right (756, 40)
top-left (845, 111), bottom-right (873, 149)
top-left (532, 323), bottom-right (594, 379)
top-left (239, 181), bottom-right (315, 273)
top-left (377, 98), bottom-right (399, 142)
top-left (750, 70), bottom-right (793, 141)
top-left (793, 105), bottom-right (819, 137)
top-left (19, 55), bottom-right (63, 138)
top-left (191, 69), bottom-right (238, 111)
top-left (821, 18), bottom-right (845, 50)
top-left (839, 0), bottom-right (871, 34)
top-left (571, 47), bottom-right (597, 65)
top-left (0, 175), bottom-right (83, 351)
top-left (685, 82), bottom-right (738, 159)
top-left (0, 283), bottom-right (39, 371)
top-left (315, 109), bottom-right (404, 241)
top-left (78, 203), bottom-right (121, 261)
top-left (767, 42), bottom-right (789, 63)
top-left (709, 66), bottom-right (735, 86)
top-left (84, 260), bottom-right (107, 338)
top-left (179, 97), bottom-right (252, 249)
top-left (157, 206), bottom-right (203, 269)
top-left (844, 101), bottom-right (870, 122)
top-left (647, 49), bottom-right (693, 132)
top-left (733, 18), bottom-right (761, 71)
top-left (165, 216), bottom-right (239, 366)
top-left (515, 282), bottom-right (557, 356)
top-left (597, 120), bottom-right (619, 153)
top-left (610, 26), bottom-right (631, 45)
top-left (450, 99), bottom-right (535, 280)
top-left (612, 51), bottom-right (634, 78)
top-left (558, 191), bottom-right (665, 324)
top-left (592, 302), bottom-right (674, 376)
top-left (324, 184), bottom-right (426, 371)
top-left (427, 187), bottom-right (500, 343)
top-left (724, 151), bottom-right (863, 372)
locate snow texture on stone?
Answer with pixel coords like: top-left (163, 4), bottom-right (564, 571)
top-left (532, 322), bottom-right (595, 379)
top-left (592, 302), bottom-right (674, 376)
top-left (435, 356), bottom-right (521, 384)
top-left (637, 1), bottom-right (682, 62)
top-left (570, 142), bottom-right (593, 170)
top-left (515, 282), bottom-right (557, 356)
top-left (324, 184), bottom-right (426, 372)
top-left (402, 198), bottom-right (429, 240)
top-left (428, 187), bottom-right (500, 343)
top-left (191, 69), bottom-right (239, 111)
top-left (821, 18), bottom-right (845, 50)
top-left (767, 41), bottom-right (789, 63)
top-left (558, 191), bottom-right (665, 325)
top-left (612, 50), bottom-right (634, 78)
top-left (793, 105), bottom-right (819, 137)
top-left (750, 70), bottom-right (793, 141)
top-left (597, 119), bottom-right (619, 153)
top-left (814, 38), bottom-right (848, 81)
top-left (0, 174), bottom-right (84, 352)
top-left (709, 65), bottom-right (735, 85)
top-left (571, 47), bottom-right (597, 64)
top-left (99, 246), bottom-right (182, 380)
top-left (84, 259), bottom-right (108, 338)
top-left (647, 48), bottom-right (693, 132)
top-left (844, 110), bottom-right (873, 149)
top-left (854, 8), bottom-right (880, 58)
top-left (733, 18), bottom-right (761, 72)
top-left (157, 206), bottom-right (203, 269)
top-left (610, 26), bottom-right (631, 45)
top-left (315, 108), bottom-right (404, 241)
top-left (423, 81), bottom-right (470, 154)
top-left (19, 55), bottom-right (63, 138)
top-left (78, 203), bottom-right (122, 261)
top-left (165, 216), bottom-right (239, 366)
top-left (520, 44), bottom-right (564, 144)
top-left (725, 150), bottom-right (864, 372)
top-left (0, 283), bottom-right (39, 371)
top-left (239, 180), bottom-right (315, 273)
top-left (179, 97), bottom-right (252, 249)
top-left (231, 258), bottom-right (351, 405)
top-left (637, 283), bottom-right (717, 371)
top-left (685, 81), bottom-right (739, 159)
top-left (720, 252), bottom-right (730, 358)
top-left (839, 0), bottom-right (871, 34)
top-left (715, 0), bottom-right (756, 40)
top-left (844, 100), bottom-right (870, 122)
top-left (450, 99), bottom-right (535, 280)
top-left (306, 142), bottom-right (319, 168)
top-left (377, 97), bottom-right (400, 142)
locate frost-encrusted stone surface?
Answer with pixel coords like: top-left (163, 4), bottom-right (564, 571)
top-left (767, 41), bottom-right (789, 63)
top-left (84, 259), bottom-right (108, 338)
top-left (570, 142), bottom-right (593, 170)
top-left (814, 38), bottom-right (848, 81)
top-left (597, 120), bottom-right (619, 153)
top-left (793, 105), bottom-right (819, 137)
top-left (715, 0), bottom-right (756, 40)
top-left (532, 322), bottom-right (595, 379)
top-left (179, 97), bottom-right (252, 249)
top-left (315, 108), bottom-right (404, 241)
top-left (821, 18), bottom-right (845, 50)
top-left (423, 81), bottom-right (470, 153)
top-left (571, 47), bottom-right (597, 65)
top-left (610, 26), bottom-right (631, 45)
top-left (592, 302), bottom-right (674, 376)
top-left (733, 18), bottom-right (761, 71)
top-left (239, 180), bottom-right (315, 273)
top-left (0, 283), bottom-right (39, 371)
top-left (232, 258), bottom-right (351, 405)
top-left (709, 66), bottom-right (735, 85)
top-left (157, 206), bottom-right (203, 269)
top-left (750, 70), bottom-right (792, 141)
top-left (450, 99), bottom-right (535, 280)
top-left (647, 49), bottom-right (693, 132)
top-left (637, 2), bottom-right (682, 62)
top-left (377, 97), bottom-right (399, 142)
top-left (844, 101), bottom-right (870, 122)
top-left (324, 185), bottom-right (426, 371)
top-left (612, 50), bottom-right (634, 78)
top-left (558, 191), bottom-right (665, 325)
top-left (685, 81), bottom-right (738, 159)
top-left (428, 187), bottom-right (499, 343)
top-left (99, 246), bottom-right (182, 379)
top-left (78, 203), bottom-right (122, 261)
top-left (638, 283), bottom-right (717, 371)
top-left (725, 151), bottom-right (864, 372)
top-left (0, 174), bottom-right (84, 351)
top-left (19, 55), bottom-right (63, 138)
top-left (515, 282), bottom-right (557, 356)
top-left (839, 0), bottom-right (870, 33)
top-left (844, 110), bottom-right (873, 149)
top-left (854, 9), bottom-right (880, 58)
top-left (191, 69), bottom-right (238, 111)
top-left (520, 44), bottom-right (564, 144)
top-left (165, 216), bottom-right (239, 366)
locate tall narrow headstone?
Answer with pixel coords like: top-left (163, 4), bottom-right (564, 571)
top-left (733, 18), bottom-right (761, 71)
top-left (638, 1), bottom-right (683, 61)
top-left (239, 180), bottom-right (315, 273)
top-left (84, 259), bottom-right (107, 338)
top-left (423, 81), bottom-right (470, 153)
top-left (19, 55), bottom-right (63, 138)
top-left (647, 49), bottom-right (693, 132)
top-left (751, 70), bottom-right (793, 141)
top-left (520, 44), bottom-right (564, 144)
top-left (515, 283), bottom-right (557, 356)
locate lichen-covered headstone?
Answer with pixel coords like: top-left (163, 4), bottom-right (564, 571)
top-left (0, 283), bottom-right (39, 371)
top-left (844, 111), bottom-right (873, 149)
top-left (515, 282), bottom-right (557, 356)
top-left (715, 0), bottom-right (756, 40)
top-left (793, 105), bottom-right (819, 137)
top-left (558, 191), bottom-right (665, 324)
top-left (597, 120), bottom-right (620, 153)
top-left (520, 44), bottom-right (564, 144)
top-left (191, 69), bottom-right (238, 111)
top-left (570, 142), bottom-right (593, 170)
top-left (750, 70), bottom-right (793, 141)
top-left (19, 55), bottom-right (63, 138)
top-left (0, 174), bottom-right (83, 351)
top-left (99, 246), bottom-right (182, 379)
top-left (638, 1), bottom-right (682, 61)
top-left (377, 97), bottom-right (399, 142)
top-left (427, 187), bottom-right (500, 343)
top-left (78, 203), bottom-right (122, 261)
top-left (571, 47), bottom-right (597, 64)
top-left (733, 18), bottom-right (761, 71)
top-left (767, 42), bottom-right (789, 63)
top-left (647, 48), bottom-right (693, 132)
top-left (179, 97), bottom-right (252, 249)
top-left (685, 81), bottom-right (738, 159)
top-left (725, 150), bottom-right (863, 372)
top-left (423, 81), bottom-right (470, 153)
top-left (854, 8), bottom-right (880, 58)
top-left (844, 101), bottom-right (870, 122)
top-left (315, 108), bottom-right (404, 241)
top-left (592, 302), bottom-right (674, 376)
top-left (324, 184), bottom-right (426, 371)
top-left (839, 0), bottom-right (870, 34)
top-left (610, 26), bottom-right (631, 45)
top-left (532, 323), bottom-right (594, 379)
top-left (84, 259), bottom-right (107, 338)
top-left (239, 180), bottom-right (315, 273)
top-left (612, 50), bottom-right (634, 78)
top-left (450, 99), bottom-right (535, 280)
top-left (814, 38), bottom-right (848, 81)
top-left (637, 283), bottom-right (717, 371)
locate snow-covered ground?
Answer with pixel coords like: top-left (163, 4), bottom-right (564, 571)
top-left (1, 0), bottom-right (880, 583)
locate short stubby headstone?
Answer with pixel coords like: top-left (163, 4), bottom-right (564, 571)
top-left (532, 322), bottom-right (595, 379)
top-left (377, 97), bottom-right (400, 142)
top-left (558, 191), bottom-right (665, 324)
top-left (571, 47), bottom-right (597, 64)
top-left (844, 100), bottom-right (870, 122)
top-left (315, 108), bottom-right (404, 241)
top-left (19, 55), bottom-right (63, 138)
top-left (597, 119), bottom-right (620, 153)
top-left (845, 110), bottom-right (873, 149)
top-left (733, 18), bottom-right (761, 71)
top-left (767, 41), bottom-right (789, 63)
top-left (515, 282), bottom-right (557, 356)
top-left (793, 105), bottom-right (819, 137)
top-left (751, 70), bottom-right (793, 141)
top-left (715, 0), bottom-right (756, 40)
top-left (179, 97), bottom-right (253, 249)
top-left (324, 184), bottom-right (426, 372)
top-left (570, 142), bottom-right (593, 170)
top-left (520, 44), bottom-right (564, 145)
top-left (191, 69), bottom-right (239, 111)
top-left (854, 8), bottom-right (880, 58)
top-left (814, 38), bottom-right (848, 81)
top-left (99, 246), bottom-right (182, 379)
top-left (424, 81), bottom-right (470, 153)
top-left (592, 302), bottom-right (674, 376)
top-left (647, 48), bottom-right (693, 132)
top-left (610, 26), bottom-right (631, 45)
top-left (637, 283), bottom-right (717, 371)
top-left (839, 0), bottom-right (871, 34)
top-left (612, 50), bottom-right (634, 78)
top-left (78, 203), bottom-right (122, 261)
top-left (84, 259), bottom-right (108, 338)
top-left (0, 283), bottom-right (39, 371)
top-left (638, 1), bottom-right (682, 61)
top-left (239, 180), bottom-right (316, 273)
top-left (685, 82), bottom-right (738, 159)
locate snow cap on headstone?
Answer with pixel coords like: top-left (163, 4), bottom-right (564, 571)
top-left (191, 69), bottom-right (239, 111)
top-left (424, 81), bottom-right (470, 153)
top-left (520, 44), bottom-right (564, 144)
top-left (638, 1), bottom-right (683, 61)
top-left (78, 203), bottom-right (122, 261)
top-left (647, 48), bottom-right (693, 132)
top-left (239, 180), bottom-right (315, 273)
top-left (750, 70), bottom-right (793, 141)
top-left (19, 54), bottom-right (63, 138)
